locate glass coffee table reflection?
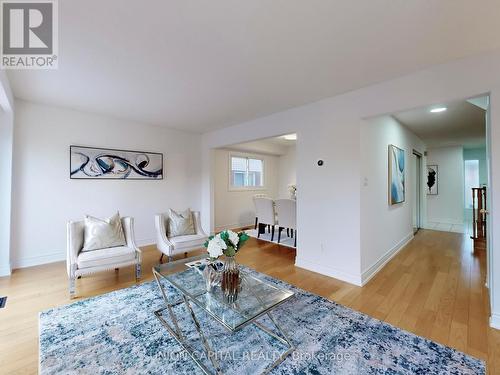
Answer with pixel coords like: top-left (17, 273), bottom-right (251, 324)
top-left (152, 255), bottom-right (295, 375)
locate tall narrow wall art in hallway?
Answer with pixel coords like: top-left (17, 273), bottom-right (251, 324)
top-left (427, 165), bottom-right (438, 195)
top-left (389, 144), bottom-right (405, 205)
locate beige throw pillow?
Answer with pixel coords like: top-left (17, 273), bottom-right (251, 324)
top-left (82, 212), bottom-right (126, 252)
top-left (167, 209), bottom-right (195, 237)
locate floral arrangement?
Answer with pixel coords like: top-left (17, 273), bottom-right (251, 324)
top-left (204, 230), bottom-right (249, 259)
top-left (288, 184), bottom-right (297, 198)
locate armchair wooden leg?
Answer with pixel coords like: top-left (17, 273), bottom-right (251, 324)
top-left (271, 225), bottom-right (275, 242)
top-left (287, 228), bottom-right (290, 237)
top-left (278, 227), bottom-right (283, 244)
top-left (294, 231), bottom-right (297, 247)
top-left (184, 252), bottom-right (188, 257)
top-left (69, 276), bottom-right (76, 299)
top-left (115, 268), bottom-right (119, 273)
top-left (135, 262), bottom-right (141, 282)
top-left (159, 254), bottom-right (164, 263)
top-left (254, 217), bottom-right (258, 229)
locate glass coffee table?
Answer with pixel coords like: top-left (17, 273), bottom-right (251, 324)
top-left (152, 255), bottom-right (295, 375)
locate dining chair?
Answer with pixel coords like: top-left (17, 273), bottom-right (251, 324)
top-left (252, 194), bottom-right (268, 229)
top-left (275, 199), bottom-right (297, 247)
top-left (253, 197), bottom-right (277, 241)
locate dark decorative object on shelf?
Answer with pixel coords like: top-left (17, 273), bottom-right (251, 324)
top-left (0, 296), bottom-right (7, 308)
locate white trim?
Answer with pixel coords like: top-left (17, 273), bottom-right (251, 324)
top-left (11, 240), bottom-right (156, 270)
top-left (295, 257), bottom-right (362, 286)
top-left (135, 238), bottom-right (155, 247)
top-left (361, 232), bottom-right (414, 286)
top-left (426, 218), bottom-right (464, 225)
top-left (0, 263), bottom-right (11, 277)
top-left (490, 313), bottom-right (500, 330)
top-left (11, 251), bottom-right (66, 269)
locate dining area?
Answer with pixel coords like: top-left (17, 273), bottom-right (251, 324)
top-left (252, 194), bottom-right (297, 248)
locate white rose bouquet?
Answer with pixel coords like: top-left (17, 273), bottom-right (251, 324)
top-left (204, 230), bottom-right (250, 259)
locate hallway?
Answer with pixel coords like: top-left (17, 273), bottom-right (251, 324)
top-left (238, 229), bottom-right (500, 373)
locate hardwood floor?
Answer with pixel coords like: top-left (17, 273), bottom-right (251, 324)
top-left (1, 229), bottom-right (499, 374)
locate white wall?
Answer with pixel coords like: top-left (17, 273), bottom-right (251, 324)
top-left (202, 50), bottom-right (500, 328)
top-left (464, 147), bottom-right (487, 186)
top-left (278, 145), bottom-right (296, 198)
top-left (11, 100), bottom-right (202, 268)
top-left (0, 71), bottom-right (14, 277)
top-left (360, 116), bottom-right (426, 283)
top-left (214, 149), bottom-right (279, 231)
top-left (426, 146), bottom-right (464, 225)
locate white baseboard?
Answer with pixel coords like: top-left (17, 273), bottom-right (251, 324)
top-left (0, 263), bottom-right (11, 277)
top-left (295, 257), bottom-right (362, 286)
top-left (11, 251), bottom-right (66, 269)
top-left (361, 232), bottom-right (414, 286)
top-left (491, 313), bottom-right (500, 330)
top-left (136, 238), bottom-right (155, 247)
top-left (11, 240), bottom-right (156, 271)
top-left (426, 218), bottom-right (464, 225)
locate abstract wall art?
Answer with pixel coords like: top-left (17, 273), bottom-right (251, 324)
top-left (427, 165), bottom-right (438, 195)
top-left (388, 144), bottom-right (405, 205)
top-left (70, 146), bottom-right (163, 180)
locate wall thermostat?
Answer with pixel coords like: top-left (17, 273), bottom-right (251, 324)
top-left (317, 160), bottom-right (324, 166)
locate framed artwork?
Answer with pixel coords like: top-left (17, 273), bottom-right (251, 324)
top-left (427, 165), bottom-right (438, 195)
top-left (388, 144), bottom-right (405, 205)
top-left (70, 145), bottom-right (163, 180)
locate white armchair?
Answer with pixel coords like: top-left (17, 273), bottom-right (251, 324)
top-left (155, 211), bottom-right (208, 262)
top-left (66, 216), bottom-right (142, 298)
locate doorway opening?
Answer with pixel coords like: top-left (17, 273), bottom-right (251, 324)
top-left (412, 150), bottom-right (422, 234)
top-left (212, 134), bottom-right (297, 249)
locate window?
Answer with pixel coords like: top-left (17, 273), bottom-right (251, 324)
top-left (464, 160), bottom-right (479, 208)
top-left (230, 156), bottom-right (264, 189)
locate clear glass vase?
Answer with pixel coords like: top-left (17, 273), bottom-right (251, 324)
top-left (203, 261), bottom-right (221, 293)
top-left (221, 256), bottom-right (241, 303)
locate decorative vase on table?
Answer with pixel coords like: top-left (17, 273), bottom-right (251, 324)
top-left (204, 229), bottom-right (250, 302)
top-left (221, 256), bottom-right (240, 303)
top-left (202, 261), bottom-right (222, 293)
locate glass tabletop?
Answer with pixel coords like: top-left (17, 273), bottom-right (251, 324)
top-left (154, 255), bottom-right (294, 331)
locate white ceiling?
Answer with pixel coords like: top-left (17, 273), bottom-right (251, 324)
top-left (7, 1), bottom-right (500, 133)
top-left (393, 99), bottom-right (486, 149)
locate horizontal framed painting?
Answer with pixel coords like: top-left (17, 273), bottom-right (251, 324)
top-left (70, 145), bottom-right (163, 180)
top-left (388, 144), bottom-right (405, 205)
top-left (426, 165), bottom-right (438, 195)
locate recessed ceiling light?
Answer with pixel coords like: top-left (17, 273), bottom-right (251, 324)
top-left (430, 107), bottom-right (447, 113)
top-left (283, 134), bottom-right (297, 141)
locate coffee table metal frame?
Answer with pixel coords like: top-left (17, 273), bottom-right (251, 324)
top-left (152, 261), bottom-right (295, 375)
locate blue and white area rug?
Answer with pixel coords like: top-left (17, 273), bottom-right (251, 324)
top-left (39, 268), bottom-right (484, 374)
